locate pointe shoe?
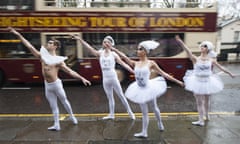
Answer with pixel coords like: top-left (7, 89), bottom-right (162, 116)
top-left (102, 115), bottom-right (114, 120)
top-left (129, 112), bottom-right (136, 120)
top-left (158, 122), bottom-right (164, 131)
top-left (134, 132), bottom-right (148, 138)
top-left (192, 121), bottom-right (204, 126)
top-left (70, 116), bottom-right (78, 125)
top-left (48, 125), bottom-right (61, 131)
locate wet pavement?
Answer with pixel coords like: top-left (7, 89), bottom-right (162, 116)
top-left (0, 62), bottom-right (240, 144)
top-left (1, 115), bottom-right (240, 144)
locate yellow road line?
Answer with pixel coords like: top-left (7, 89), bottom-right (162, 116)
top-left (0, 112), bottom-right (238, 118)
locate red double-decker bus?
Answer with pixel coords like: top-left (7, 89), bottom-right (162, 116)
top-left (0, 0), bottom-right (218, 86)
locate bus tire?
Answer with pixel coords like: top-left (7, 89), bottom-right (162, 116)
top-left (115, 68), bottom-right (126, 83)
top-left (0, 70), bottom-right (5, 87)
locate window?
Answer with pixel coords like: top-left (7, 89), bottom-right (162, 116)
top-left (0, 0), bottom-right (34, 11)
top-left (82, 33), bottom-right (184, 57)
top-left (0, 33), bottom-right (40, 58)
top-left (234, 31), bottom-right (240, 42)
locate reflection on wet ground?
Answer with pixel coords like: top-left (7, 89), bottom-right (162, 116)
top-left (0, 83), bottom-right (195, 114)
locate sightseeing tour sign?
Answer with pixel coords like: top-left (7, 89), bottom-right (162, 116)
top-left (0, 11), bottom-right (217, 32)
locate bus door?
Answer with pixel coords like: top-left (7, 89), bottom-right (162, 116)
top-left (41, 33), bottom-right (82, 81)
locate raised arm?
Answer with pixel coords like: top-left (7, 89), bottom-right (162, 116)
top-left (151, 61), bottom-right (184, 87)
top-left (8, 27), bottom-right (40, 58)
top-left (71, 34), bottom-right (99, 57)
top-left (59, 62), bottom-right (91, 86)
top-left (175, 35), bottom-right (197, 64)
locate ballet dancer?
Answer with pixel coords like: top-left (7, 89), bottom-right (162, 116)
top-left (9, 27), bottom-right (91, 131)
top-left (71, 34), bottom-right (135, 120)
top-left (176, 35), bottom-right (235, 126)
top-left (111, 40), bottom-right (184, 138)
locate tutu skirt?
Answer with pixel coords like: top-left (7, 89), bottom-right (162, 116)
top-left (183, 70), bottom-right (224, 95)
top-left (125, 77), bottom-right (167, 104)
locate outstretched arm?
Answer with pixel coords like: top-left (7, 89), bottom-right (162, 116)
top-left (8, 27), bottom-right (40, 58)
top-left (212, 60), bottom-right (235, 78)
top-left (114, 53), bottom-right (134, 74)
top-left (175, 35), bottom-right (197, 64)
top-left (110, 46), bottom-right (135, 68)
top-left (71, 34), bottom-right (99, 57)
top-left (151, 61), bottom-right (184, 87)
top-left (60, 62), bottom-right (91, 86)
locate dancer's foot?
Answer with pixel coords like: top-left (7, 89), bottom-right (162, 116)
top-left (157, 122), bottom-right (164, 131)
top-left (102, 115), bottom-right (114, 120)
top-left (204, 115), bottom-right (210, 121)
top-left (48, 125), bottom-right (60, 131)
top-left (70, 116), bottom-right (78, 125)
top-left (192, 121), bottom-right (204, 126)
top-left (129, 112), bottom-right (136, 120)
top-left (134, 132), bottom-right (148, 138)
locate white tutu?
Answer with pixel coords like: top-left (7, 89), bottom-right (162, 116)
top-left (183, 70), bottom-right (224, 95)
top-left (125, 77), bottom-right (167, 104)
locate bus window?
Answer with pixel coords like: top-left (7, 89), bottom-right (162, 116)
top-left (0, 33), bottom-right (40, 58)
top-left (0, 0), bottom-right (34, 11)
top-left (42, 33), bottom-right (79, 68)
top-left (82, 33), bottom-right (184, 58)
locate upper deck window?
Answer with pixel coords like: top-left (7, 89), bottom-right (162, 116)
top-left (41, 0), bottom-right (216, 9)
top-left (0, 0), bottom-right (34, 11)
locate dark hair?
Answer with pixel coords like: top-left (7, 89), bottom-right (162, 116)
top-left (52, 39), bottom-right (61, 48)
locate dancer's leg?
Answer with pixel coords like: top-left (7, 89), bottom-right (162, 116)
top-left (55, 80), bottom-right (77, 124)
top-left (45, 85), bottom-right (60, 131)
top-left (134, 103), bottom-right (148, 138)
top-left (149, 99), bottom-right (164, 131)
top-left (192, 94), bottom-right (205, 126)
top-left (102, 79), bottom-right (115, 120)
top-left (113, 79), bottom-right (135, 119)
top-left (204, 95), bottom-right (211, 121)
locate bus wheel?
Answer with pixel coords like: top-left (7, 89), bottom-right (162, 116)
top-left (0, 70), bottom-right (5, 87)
top-left (116, 68), bottom-right (126, 83)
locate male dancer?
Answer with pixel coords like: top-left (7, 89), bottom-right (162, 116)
top-left (9, 27), bottom-right (91, 131)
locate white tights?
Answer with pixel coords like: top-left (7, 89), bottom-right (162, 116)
top-left (194, 94), bottom-right (210, 122)
top-left (45, 79), bottom-right (74, 127)
top-left (103, 76), bottom-right (133, 116)
top-left (138, 99), bottom-right (163, 136)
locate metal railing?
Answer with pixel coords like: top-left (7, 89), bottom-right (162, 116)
top-left (43, 0), bottom-right (216, 8)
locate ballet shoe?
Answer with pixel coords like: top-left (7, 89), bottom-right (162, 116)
top-left (129, 112), bottom-right (136, 120)
top-left (134, 132), bottom-right (148, 138)
top-left (48, 125), bottom-right (60, 131)
top-left (157, 122), bottom-right (164, 131)
top-left (102, 115), bottom-right (115, 120)
top-left (192, 121), bottom-right (204, 126)
top-left (70, 116), bottom-right (78, 125)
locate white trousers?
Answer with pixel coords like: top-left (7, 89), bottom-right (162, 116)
top-left (102, 75), bottom-right (133, 116)
top-left (139, 99), bottom-right (163, 135)
top-left (44, 79), bottom-right (74, 126)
